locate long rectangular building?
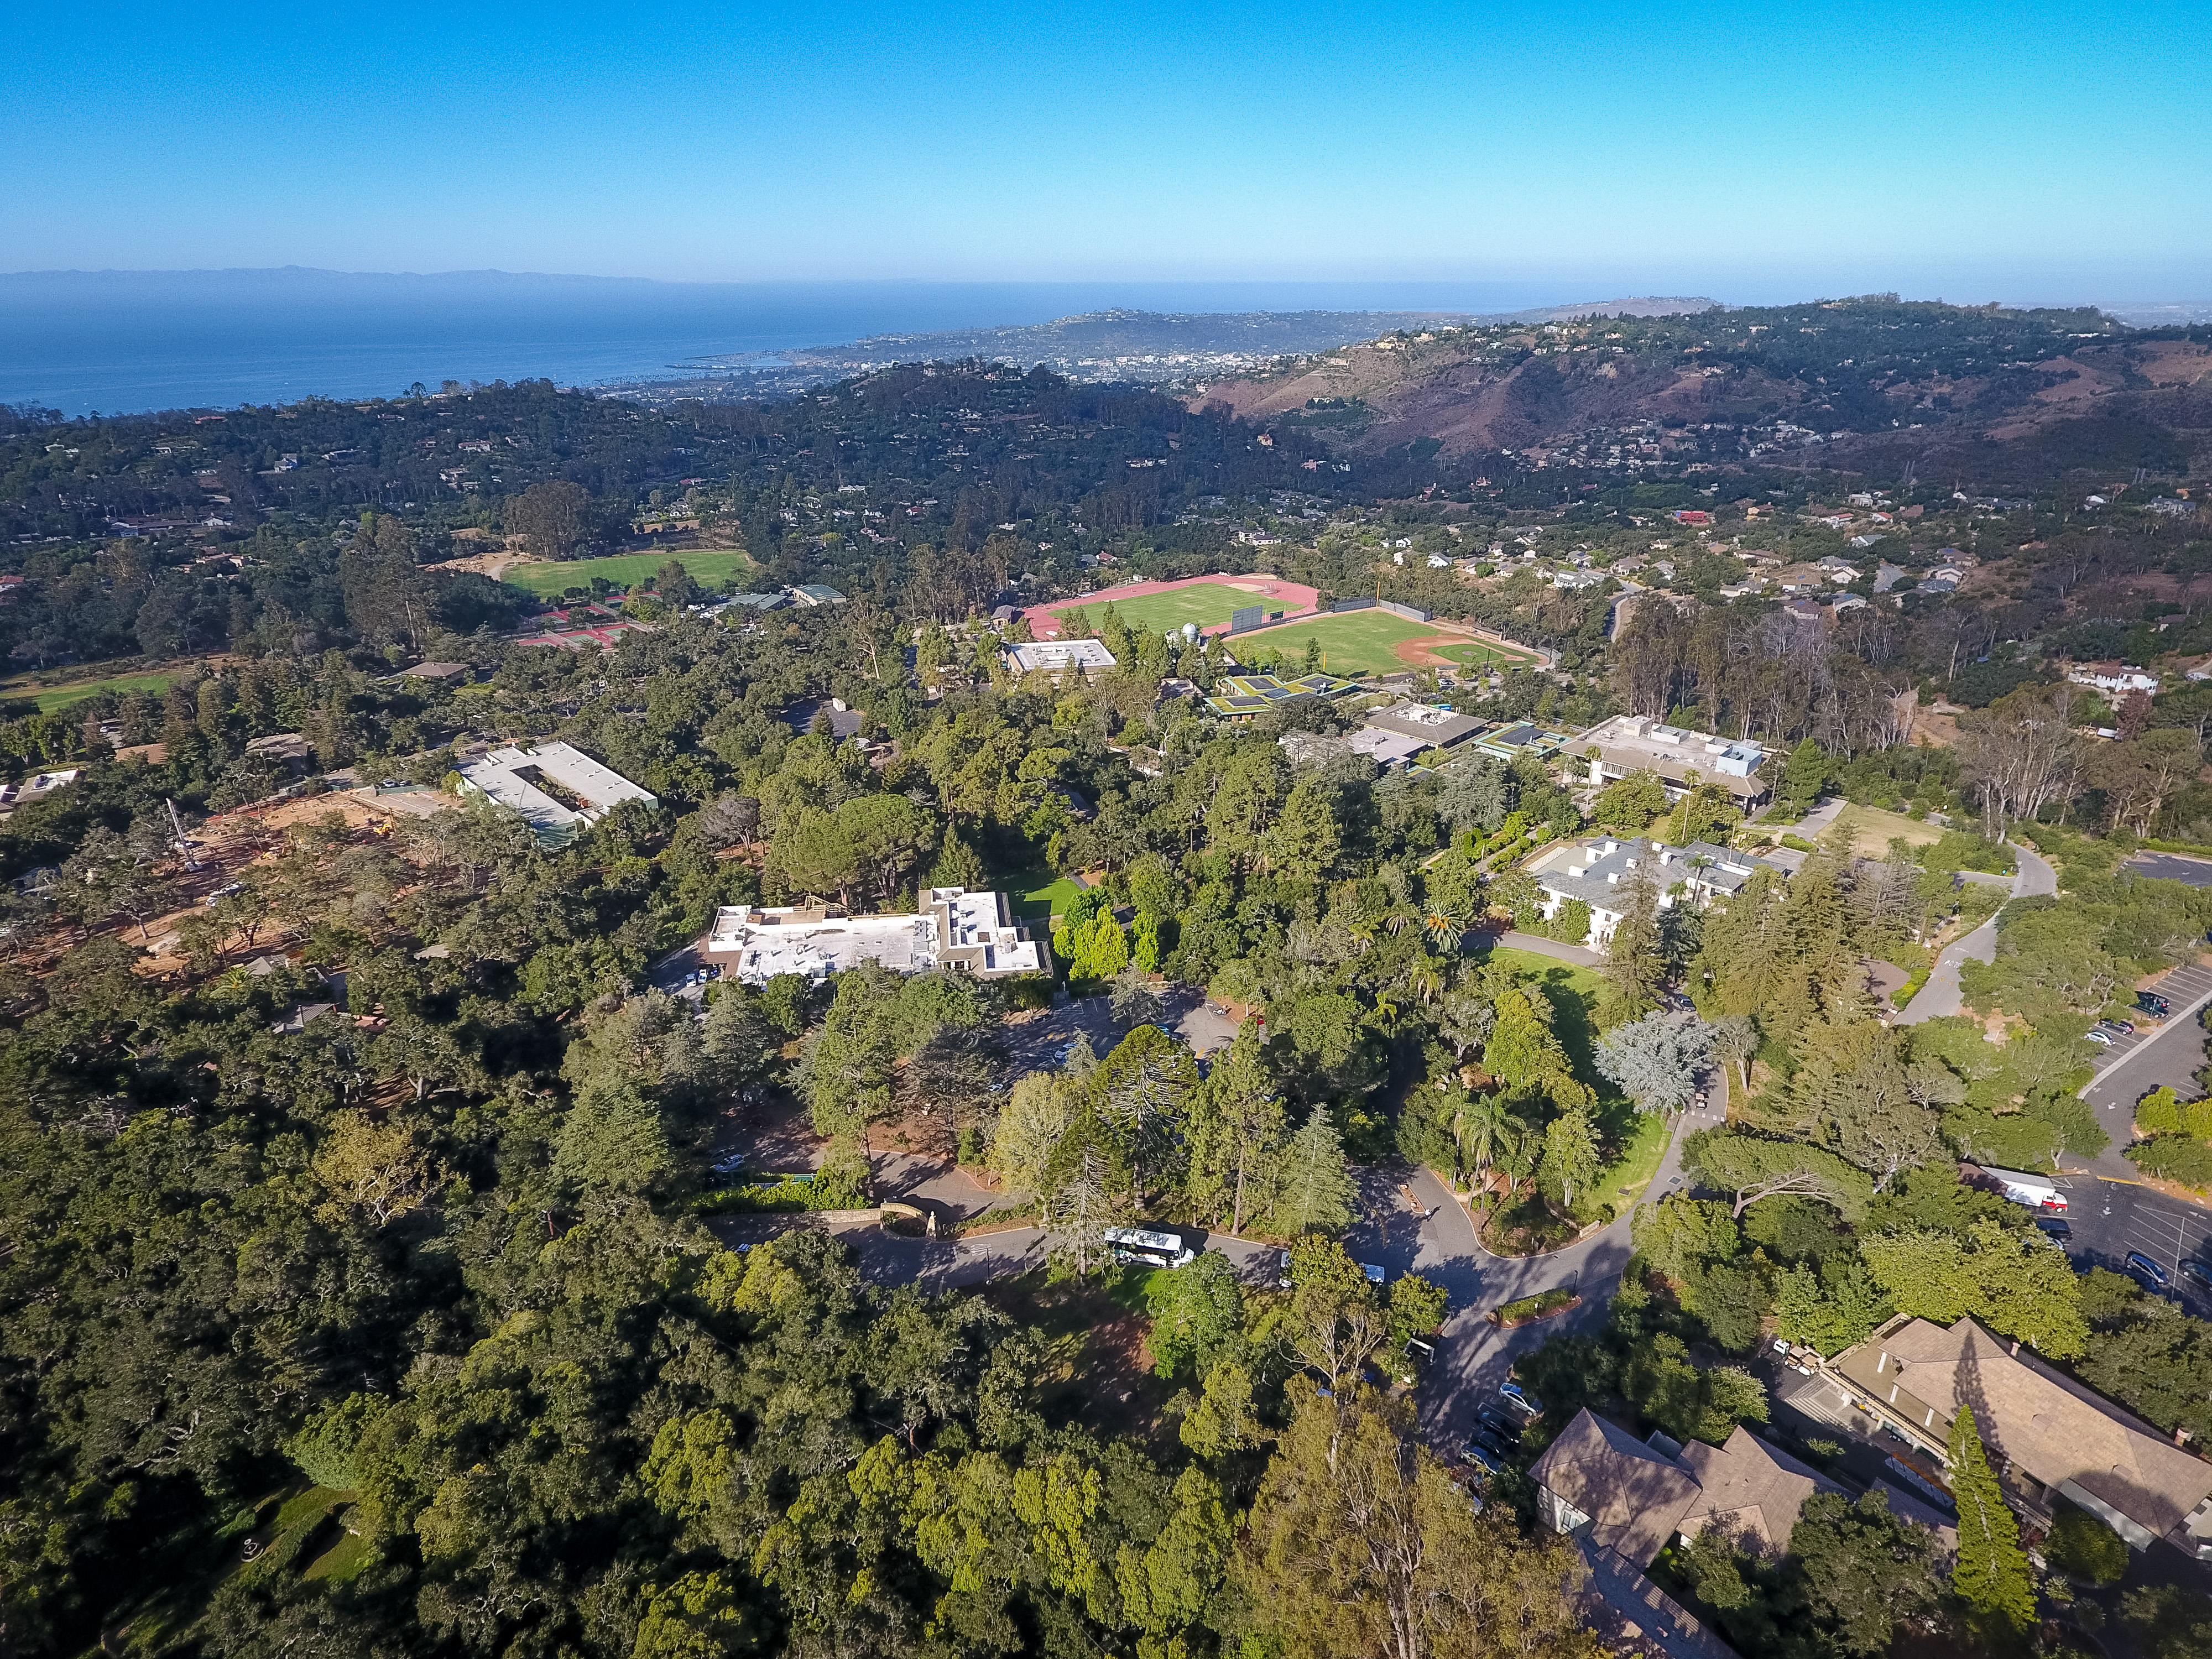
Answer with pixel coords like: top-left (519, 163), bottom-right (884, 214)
top-left (705, 887), bottom-right (1051, 983)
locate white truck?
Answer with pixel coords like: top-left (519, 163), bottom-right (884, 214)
top-left (1974, 1165), bottom-right (2066, 1213)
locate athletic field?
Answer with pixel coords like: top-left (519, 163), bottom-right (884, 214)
top-left (1051, 581), bottom-right (1275, 637)
top-left (500, 550), bottom-right (753, 598)
top-left (1230, 612), bottom-right (1544, 678)
top-left (1421, 637), bottom-right (1545, 672)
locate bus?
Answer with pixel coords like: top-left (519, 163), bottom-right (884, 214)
top-left (1104, 1227), bottom-right (1196, 1269)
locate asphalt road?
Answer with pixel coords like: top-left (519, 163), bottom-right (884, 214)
top-left (1897, 841), bottom-right (2057, 1024)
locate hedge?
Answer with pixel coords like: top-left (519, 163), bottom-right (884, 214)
top-left (692, 1172), bottom-right (869, 1214)
top-left (1489, 1287), bottom-right (1581, 1326)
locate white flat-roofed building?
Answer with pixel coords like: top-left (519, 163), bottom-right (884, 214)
top-left (455, 741), bottom-right (657, 844)
top-left (1008, 639), bottom-right (1118, 673)
top-left (706, 887), bottom-right (1051, 983)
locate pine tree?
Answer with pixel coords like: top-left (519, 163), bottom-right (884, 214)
top-left (1948, 1404), bottom-right (2036, 1637)
top-left (1274, 1107), bottom-right (1355, 1235)
top-left (1600, 857), bottom-right (1664, 1025)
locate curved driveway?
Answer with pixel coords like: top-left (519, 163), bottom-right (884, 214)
top-left (1896, 839), bottom-right (2056, 1023)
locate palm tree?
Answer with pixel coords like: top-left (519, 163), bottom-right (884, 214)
top-left (1406, 960), bottom-right (1445, 1005)
top-left (1422, 904), bottom-right (1465, 952)
top-left (1451, 1094), bottom-right (1527, 1211)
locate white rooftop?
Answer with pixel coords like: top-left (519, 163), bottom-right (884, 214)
top-left (455, 741), bottom-right (657, 840)
top-left (706, 887), bottom-right (1049, 982)
top-left (1008, 639), bottom-right (1118, 672)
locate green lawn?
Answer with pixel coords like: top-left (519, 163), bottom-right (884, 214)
top-left (1050, 582), bottom-right (1270, 635)
top-left (1597, 1111), bottom-right (1672, 1207)
top-left (1228, 608), bottom-right (1445, 677)
top-left (500, 549), bottom-right (754, 598)
top-left (1835, 802), bottom-right (1942, 856)
top-left (1004, 870), bottom-right (1087, 922)
top-left (2, 670), bottom-right (175, 713)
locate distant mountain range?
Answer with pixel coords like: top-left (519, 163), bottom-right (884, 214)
top-left (1183, 295), bottom-right (2212, 487)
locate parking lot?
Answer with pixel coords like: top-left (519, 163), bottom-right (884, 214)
top-left (2080, 963), bottom-right (2212, 1124)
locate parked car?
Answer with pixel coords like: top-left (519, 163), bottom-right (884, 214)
top-left (2095, 1019), bottom-right (2135, 1036)
top-left (1474, 1406), bottom-right (1522, 1444)
top-left (2085, 1029), bottom-right (2116, 1048)
top-left (711, 1152), bottom-right (747, 1176)
top-left (2139, 992), bottom-right (2172, 1019)
top-left (2127, 1251), bottom-right (2173, 1291)
top-left (2033, 1217), bottom-right (2072, 1242)
top-left (2183, 1261), bottom-right (2212, 1296)
top-left (1459, 1438), bottom-right (1507, 1477)
top-left (1500, 1380), bottom-right (1544, 1418)
top-left (1464, 1425), bottom-right (1515, 1462)
top-left (1358, 1262), bottom-right (1387, 1286)
top-left (1275, 1248), bottom-right (1293, 1289)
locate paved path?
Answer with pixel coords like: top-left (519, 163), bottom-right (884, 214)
top-left (1485, 930), bottom-right (1606, 968)
top-left (1897, 839), bottom-right (2056, 1023)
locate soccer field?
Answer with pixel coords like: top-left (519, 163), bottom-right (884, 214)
top-left (1229, 609), bottom-right (1447, 676)
top-left (500, 550), bottom-right (753, 597)
top-left (1050, 582), bottom-right (1265, 636)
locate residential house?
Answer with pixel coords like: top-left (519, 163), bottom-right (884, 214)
top-left (1781, 598), bottom-right (1828, 625)
top-left (1530, 836), bottom-right (1785, 947)
top-left (0, 768), bottom-right (82, 820)
top-left (1829, 1316), bottom-right (2212, 1557)
top-left (2066, 662), bottom-right (2160, 696)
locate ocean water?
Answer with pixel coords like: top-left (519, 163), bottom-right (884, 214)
top-left (0, 270), bottom-right (1578, 418)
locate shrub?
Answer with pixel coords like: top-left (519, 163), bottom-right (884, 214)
top-left (2046, 1504), bottom-right (2128, 1585)
top-left (693, 1168), bottom-right (869, 1214)
top-left (2128, 1134), bottom-right (2212, 1191)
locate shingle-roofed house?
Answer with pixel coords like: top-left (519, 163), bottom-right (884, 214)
top-left (1829, 1316), bottom-right (2212, 1556)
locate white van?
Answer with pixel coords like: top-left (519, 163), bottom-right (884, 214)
top-left (1104, 1227), bottom-right (1196, 1269)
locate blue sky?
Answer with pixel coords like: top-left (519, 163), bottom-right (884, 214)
top-left (9, 0), bottom-right (2208, 300)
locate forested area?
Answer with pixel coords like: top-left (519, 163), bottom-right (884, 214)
top-left (6, 297), bottom-right (2212, 1658)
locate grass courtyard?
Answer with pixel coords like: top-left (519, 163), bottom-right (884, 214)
top-left (1229, 608), bottom-right (1446, 677)
top-left (1050, 581), bottom-right (1270, 635)
top-left (500, 550), bottom-right (754, 598)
